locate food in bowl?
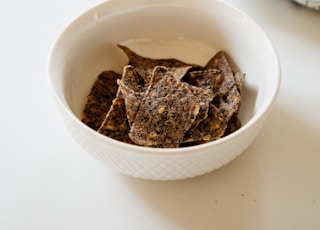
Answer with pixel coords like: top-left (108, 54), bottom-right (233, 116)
top-left (48, 0), bottom-right (280, 180)
top-left (82, 45), bottom-right (245, 148)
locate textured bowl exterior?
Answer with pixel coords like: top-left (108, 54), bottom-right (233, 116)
top-left (49, 0), bottom-right (281, 180)
top-left (55, 96), bottom-right (268, 180)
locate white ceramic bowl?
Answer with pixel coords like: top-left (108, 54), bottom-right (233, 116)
top-left (48, 0), bottom-right (281, 180)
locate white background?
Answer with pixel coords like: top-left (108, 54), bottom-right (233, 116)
top-left (1, 0), bottom-right (320, 229)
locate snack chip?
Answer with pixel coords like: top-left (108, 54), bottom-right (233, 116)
top-left (183, 103), bottom-right (224, 142)
top-left (206, 51), bottom-right (243, 137)
top-left (82, 70), bottom-right (120, 130)
top-left (118, 44), bottom-right (199, 82)
top-left (184, 69), bottom-right (224, 94)
top-left (97, 98), bottom-right (133, 144)
top-left (117, 65), bottom-right (147, 126)
top-left (82, 45), bottom-right (245, 148)
top-left (129, 66), bottom-right (210, 147)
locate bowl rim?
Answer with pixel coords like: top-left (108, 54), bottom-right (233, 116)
top-left (47, 0), bottom-right (281, 156)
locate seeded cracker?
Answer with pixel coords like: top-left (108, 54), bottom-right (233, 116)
top-left (82, 70), bottom-right (120, 130)
top-left (117, 44), bottom-right (199, 82)
top-left (184, 69), bottom-right (224, 95)
top-left (182, 69), bottom-right (226, 142)
top-left (224, 113), bottom-right (242, 136)
top-left (97, 98), bottom-right (133, 144)
top-left (129, 66), bottom-right (209, 147)
top-left (183, 103), bottom-right (224, 142)
top-left (184, 69), bottom-right (225, 123)
top-left (186, 84), bottom-right (212, 126)
top-left (117, 65), bottom-right (148, 126)
top-left (205, 51), bottom-right (243, 137)
top-left (234, 72), bottom-right (245, 96)
top-left (223, 72), bottom-right (246, 134)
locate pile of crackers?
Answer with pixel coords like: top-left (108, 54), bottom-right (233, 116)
top-left (82, 45), bottom-right (245, 148)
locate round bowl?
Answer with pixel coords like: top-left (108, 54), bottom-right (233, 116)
top-left (48, 0), bottom-right (281, 180)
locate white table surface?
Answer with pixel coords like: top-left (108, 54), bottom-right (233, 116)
top-left (1, 0), bottom-right (320, 229)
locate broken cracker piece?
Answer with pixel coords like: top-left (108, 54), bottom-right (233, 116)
top-left (184, 69), bottom-right (225, 96)
top-left (183, 103), bottom-right (225, 142)
top-left (129, 66), bottom-right (210, 147)
top-left (206, 51), bottom-right (243, 135)
top-left (117, 65), bottom-right (147, 126)
top-left (97, 98), bottom-right (133, 144)
top-left (82, 70), bottom-right (120, 130)
top-left (224, 113), bottom-right (242, 136)
top-left (118, 44), bottom-right (199, 82)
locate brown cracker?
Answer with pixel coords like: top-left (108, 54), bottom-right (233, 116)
top-left (118, 44), bottom-right (199, 82)
top-left (97, 98), bottom-right (133, 144)
top-left (82, 70), bottom-right (120, 130)
top-left (183, 103), bottom-right (225, 142)
top-left (129, 66), bottom-right (210, 147)
top-left (117, 65), bottom-right (148, 126)
top-left (206, 51), bottom-right (243, 136)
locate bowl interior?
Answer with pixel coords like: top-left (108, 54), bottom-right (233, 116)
top-left (49, 0), bottom-right (280, 139)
